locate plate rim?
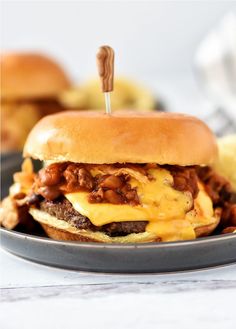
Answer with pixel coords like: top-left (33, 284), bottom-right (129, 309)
top-left (1, 226), bottom-right (236, 249)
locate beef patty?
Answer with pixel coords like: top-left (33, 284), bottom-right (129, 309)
top-left (39, 197), bottom-right (147, 236)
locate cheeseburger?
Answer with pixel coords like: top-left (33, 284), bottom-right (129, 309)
top-left (1, 111), bottom-right (236, 242)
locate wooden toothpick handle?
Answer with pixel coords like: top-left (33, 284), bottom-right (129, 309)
top-left (96, 46), bottom-right (114, 92)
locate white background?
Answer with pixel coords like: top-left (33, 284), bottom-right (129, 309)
top-left (2, 1), bottom-right (236, 83)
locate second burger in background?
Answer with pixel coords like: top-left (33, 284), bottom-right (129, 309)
top-left (1, 52), bottom-right (71, 152)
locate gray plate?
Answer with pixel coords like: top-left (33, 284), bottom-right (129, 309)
top-left (1, 228), bottom-right (236, 273)
top-left (1, 152), bottom-right (236, 273)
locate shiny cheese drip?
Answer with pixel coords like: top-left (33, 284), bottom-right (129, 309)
top-left (65, 168), bottom-right (197, 241)
top-left (146, 220), bottom-right (195, 241)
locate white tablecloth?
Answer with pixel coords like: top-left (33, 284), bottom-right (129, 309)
top-left (1, 248), bottom-right (235, 329)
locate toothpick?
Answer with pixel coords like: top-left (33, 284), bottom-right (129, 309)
top-left (96, 45), bottom-right (114, 114)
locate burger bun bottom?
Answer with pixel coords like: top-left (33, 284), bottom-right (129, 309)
top-left (29, 208), bottom-right (220, 243)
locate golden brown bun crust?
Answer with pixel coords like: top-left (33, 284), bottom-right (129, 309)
top-left (30, 208), bottom-right (219, 243)
top-left (40, 223), bottom-right (102, 242)
top-left (42, 222), bottom-right (219, 242)
top-left (29, 209), bottom-right (159, 243)
top-left (1, 52), bottom-right (71, 100)
top-left (24, 111), bottom-right (218, 165)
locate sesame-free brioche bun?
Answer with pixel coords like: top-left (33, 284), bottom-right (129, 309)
top-left (29, 209), bottom-right (159, 243)
top-left (29, 208), bottom-right (220, 243)
top-left (1, 52), bottom-right (71, 100)
top-left (23, 111), bottom-right (218, 166)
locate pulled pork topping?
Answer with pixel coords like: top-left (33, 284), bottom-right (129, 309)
top-left (35, 163), bottom-right (140, 205)
top-left (34, 163), bottom-right (200, 206)
top-left (197, 166), bottom-right (236, 231)
top-left (88, 174), bottom-right (139, 205)
top-left (1, 159), bottom-right (236, 237)
top-left (167, 166), bottom-right (199, 199)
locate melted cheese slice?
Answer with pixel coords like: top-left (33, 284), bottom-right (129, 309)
top-left (65, 168), bottom-right (192, 226)
top-left (65, 168), bottom-right (199, 241)
top-left (146, 220), bottom-right (195, 241)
